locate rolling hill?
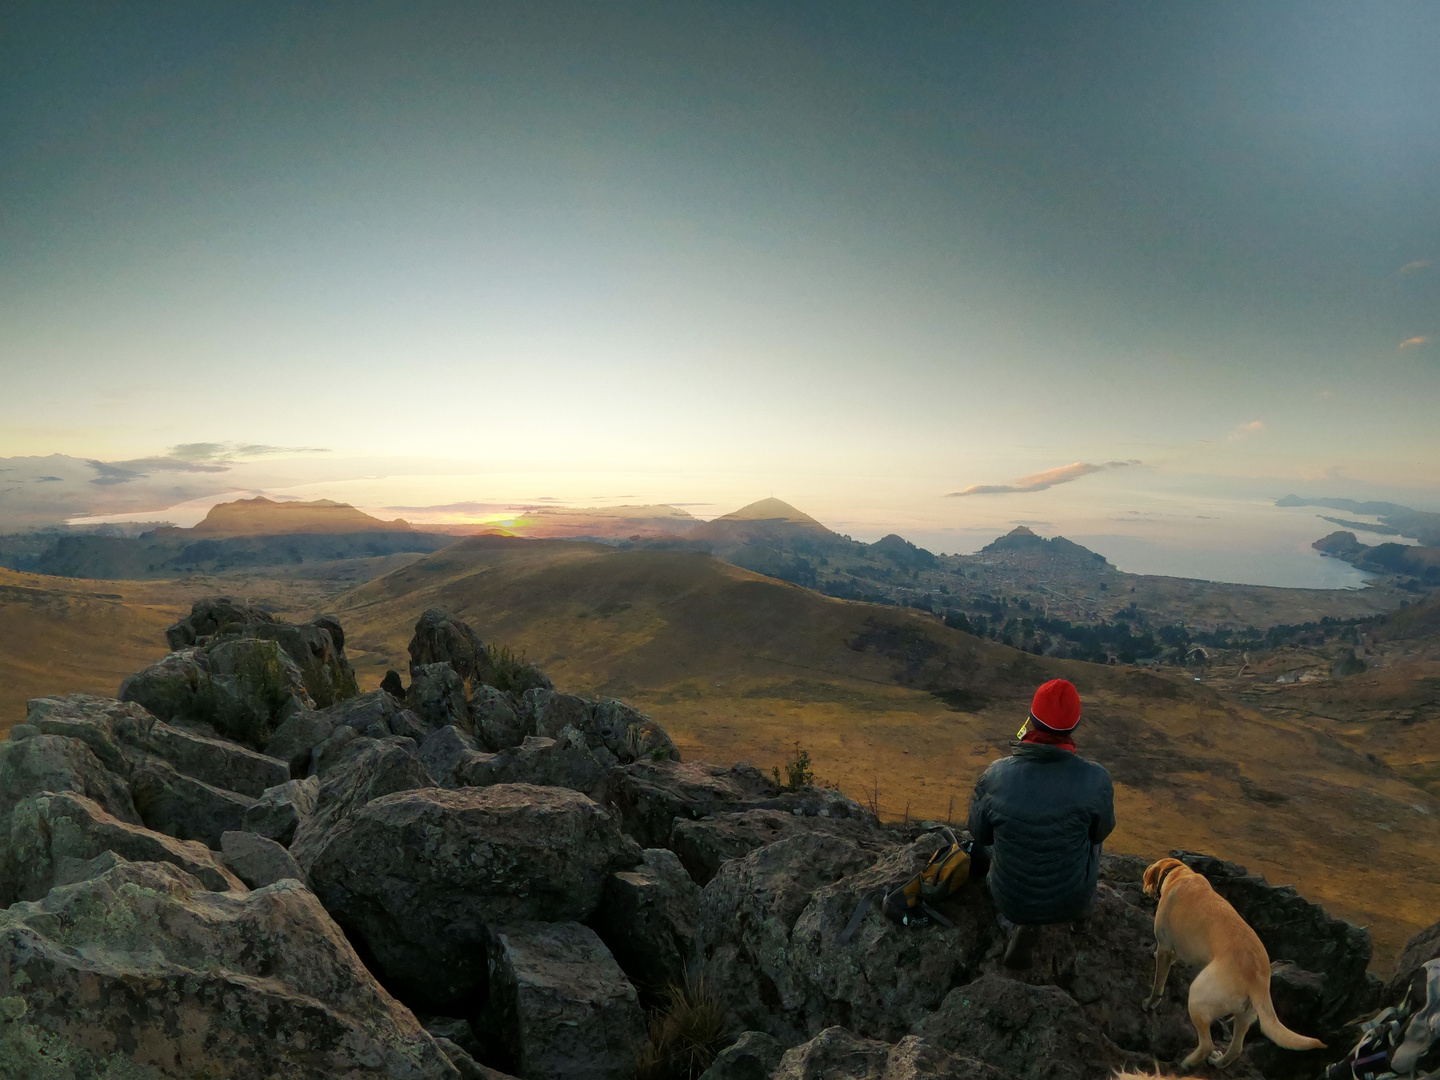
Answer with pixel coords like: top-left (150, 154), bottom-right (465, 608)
top-left (334, 534), bottom-right (1440, 965)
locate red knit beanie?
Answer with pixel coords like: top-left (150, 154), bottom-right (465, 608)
top-left (1030, 679), bottom-right (1082, 732)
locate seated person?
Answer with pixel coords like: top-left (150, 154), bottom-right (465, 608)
top-left (967, 678), bottom-right (1115, 968)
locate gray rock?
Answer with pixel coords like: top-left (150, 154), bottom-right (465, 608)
top-left (671, 807), bottom-right (893, 886)
top-left (120, 640), bottom-right (313, 750)
top-left (5, 723), bottom-right (37, 740)
top-left (145, 719), bottom-right (289, 797)
top-left (309, 724), bottom-right (368, 776)
top-left (164, 597), bottom-right (359, 708)
top-left (306, 784), bottom-right (641, 1011)
top-left (471, 684), bottom-right (528, 751)
top-left (435, 1037), bottom-right (509, 1080)
top-left (410, 608), bottom-right (493, 685)
top-left (221, 829), bottom-right (305, 888)
top-left (1392, 919), bottom-right (1440, 1000)
top-left (695, 832), bottom-right (964, 1045)
top-left (0, 731), bottom-right (139, 824)
top-left (288, 736), bottom-right (435, 871)
top-left (912, 973), bottom-right (1138, 1080)
top-left (0, 858), bottom-right (456, 1079)
top-left (129, 756), bottom-right (257, 849)
top-left (592, 847), bottom-right (702, 992)
top-left (408, 661), bottom-right (470, 733)
top-left (482, 920), bottom-right (647, 1080)
top-left (0, 791), bottom-right (243, 904)
top-left (23, 693), bottom-right (155, 773)
top-left (589, 697), bottom-right (681, 763)
top-left (321, 688), bottom-right (415, 740)
top-left (455, 733), bottom-right (609, 800)
top-left (263, 706), bottom-right (336, 775)
top-left (698, 1031), bottom-right (785, 1080)
top-left (418, 724), bottom-right (482, 786)
top-left (530, 690), bottom-right (591, 740)
top-left (242, 775), bottom-right (321, 846)
top-left (609, 758), bottom-right (875, 853)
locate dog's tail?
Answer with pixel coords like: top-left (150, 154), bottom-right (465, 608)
top-left (1253, 990), bottom-right (1326, 1052)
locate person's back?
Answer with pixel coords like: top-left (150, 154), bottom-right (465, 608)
top-left (967, 678), bottom-right (1114, 965)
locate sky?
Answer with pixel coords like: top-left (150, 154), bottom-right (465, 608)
top-left (1, 2), bottom-right (1437, 585)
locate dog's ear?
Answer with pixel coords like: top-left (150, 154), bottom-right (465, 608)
top-left (1143, 858), bottom-right (1184, 897)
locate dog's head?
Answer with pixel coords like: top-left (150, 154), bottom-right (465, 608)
top-left (1142, 857), bottom-right (1187, 898)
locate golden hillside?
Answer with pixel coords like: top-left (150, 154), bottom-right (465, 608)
top-left (336, 536), bottom-right (1440, 966)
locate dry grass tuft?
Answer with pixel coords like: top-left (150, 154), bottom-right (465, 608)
top-left (634, 978), bottom-right (729, 1080)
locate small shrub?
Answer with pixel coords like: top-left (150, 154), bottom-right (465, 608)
top-left (485, 643), bottom-right (550, 694)
top-left (635, 979), bottom-right (729, 1080)
top-left (772, 742), bottom-right (814, 792)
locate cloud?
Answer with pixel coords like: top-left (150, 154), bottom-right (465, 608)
top-left (1399, 336), bottom-right (1430, 350)
top-left (1227, 420), bottom-right (1266, 442)
top-left (34, 476), bottom-right (62, 483)
top-left (1400, 260), bottom-right (1431, 275)
top-left (85, 442), bottom-right (331, 485)
top-left (946, 460), bottom-right (1139, 497)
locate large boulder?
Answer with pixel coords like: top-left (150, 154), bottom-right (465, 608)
top-left (288, 737), bottom-right (435, 871)
top-left (1391, 919), bottom-right (1440, 1001)
top-left (321, 689), bottom-right (427, 741)
top-left (671, 808), bottom-right (892, 886)
top-left (306, 784), bottom-right (642, 1011)
top-left (241, 775), bottom-right (320, 846)
top-left (418, 725), bottom-right (482, 787)
top-left (408, 662), bottom-right (470, 733)
top-left (697, 832), bottom-right (1006, 1046)
top-left (698, 1031), bottom-right (785, 1080)
top-left (0, 859), bottom-right (457, 1079)
top-left (410, 608), bottom-right (492, 685)
top-left (164, 597), bottom-right (359, 708)
top-left (911, 972), bottom-right (1140, 1080)
top-left (128, 756), bottom-right (256, 849)
top-left (0, 731), bottom-right (139, 824)
top-left (481, 921), bottom-right (647, 1080)
top-left (263, 706), bottom-right (336, 776)
top-left (1175, 851), bottom-right (1381, 1030)
top-left (590, 847), bottom-right (701, 993)
top-left (0, 791), bottom-right (243, 903)
top-left (221, 830), bottom-right (305, 889)
top-left (143, 720), bottom-right (288, 797)
top-left (454, 734), bottom-right (610, 801)
top-left (527, 691), bottom-right (679, 766)
top-left (471, 685), bottom-right (528, 751)
top-left (119, 640), bottom-right (313, 750)
top-left (22, 694), bottom-right (155, 774)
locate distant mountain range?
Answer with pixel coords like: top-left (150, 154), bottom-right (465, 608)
top-left (1278, 495), bottom-right (1440, 545)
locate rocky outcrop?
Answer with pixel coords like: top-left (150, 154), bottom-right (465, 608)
top-left (409, 662), bottom-right (470, 732)
top-left (0, 859), bottom-right (457, 1079)
top-left (0, 730), bottom-right (139, 824)
top-left (698, 1030), bottom-right (785, 1080)
top-left (694, 832), bottom-right (980, 1046)
top-left (241, 774), bottom-right (320, 845)
top-left (164, 597), bottom-right (359, 708)
top-left (912, 973), bottom-right (1139, 1080)
top-left (672, 807), bottom-right (891, 885)
top-left (120, 640), bottom-right (312, 749)
top-left (528, 690), bottom-right (680, 767)
top-left (307, 784), bottom-right (642, 1011)
top-left (263, 706), bottom-right (336, 775)
top-left (410, 607), bottom-right (492, 685)
top-left (128, 755), bottom-right (256, 849)
top-left (288, 737), bottom-right (435, 871)
top-left (472, 685), bottom-right (528, 751)
top-left (221, 829), bottom-right (305, 888)
top-left (1391, 918), bottom-right (1440, 1000)
top-left (591, 847), bottom-right (701, 993)
top-left (418, 724), bottom-right (481, 786)
top-left (610, 759), bottom-right (875, 850)
top-left (455, 734), bottom-right (611, 800)
top-left (0, 791), bottom-right (242, 903)
top-left (481, 921), bottom-right (648, 1080)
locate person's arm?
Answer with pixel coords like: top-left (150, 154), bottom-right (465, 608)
top-left (967, 769), bottom-right (995, 876)
top-left (1090, 769), bottom-right (1116, 845)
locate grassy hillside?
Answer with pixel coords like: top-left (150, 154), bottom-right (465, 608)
top-left (337, 536), bottom-right (1440, 966)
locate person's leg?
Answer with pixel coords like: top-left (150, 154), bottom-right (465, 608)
top-left (1003, 923), bottom-right (1037, 968)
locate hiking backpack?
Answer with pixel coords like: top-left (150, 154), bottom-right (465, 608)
top-left (1325, 959), bottom-right (1440, 1080)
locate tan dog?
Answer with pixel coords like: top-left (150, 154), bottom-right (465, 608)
top-left (1141, 857), bottom-right (1325, 1070)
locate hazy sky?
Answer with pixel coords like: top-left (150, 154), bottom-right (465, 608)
top-left (2, 2), bottom-right (1437, 581)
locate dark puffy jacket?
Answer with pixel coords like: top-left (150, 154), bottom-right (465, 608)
top-left (967, 742), bottom-right (1115, 926)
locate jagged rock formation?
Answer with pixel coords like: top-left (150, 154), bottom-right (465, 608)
top-left (0, 601), bottom-right (1404, 1080)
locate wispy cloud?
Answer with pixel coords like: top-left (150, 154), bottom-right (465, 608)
top-left (946, 460), bottom-right (1139, 497)
top-left (1400, 260), bottom-right (1431, 275)
top-left (1399, 336), bottom-right (1430, 350)
top-left (1227, 420), bottom-right (1266, 442)
top-left (86, 442), bottom-right (330, 485)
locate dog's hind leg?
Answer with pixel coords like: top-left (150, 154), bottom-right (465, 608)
top-left (1143, 946), bottom-right (1176, 1011)
top-left (1211, 1002), bottom-right (1257, 1067)
top-left (1179, 966), bottom-right (1235, 1071)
